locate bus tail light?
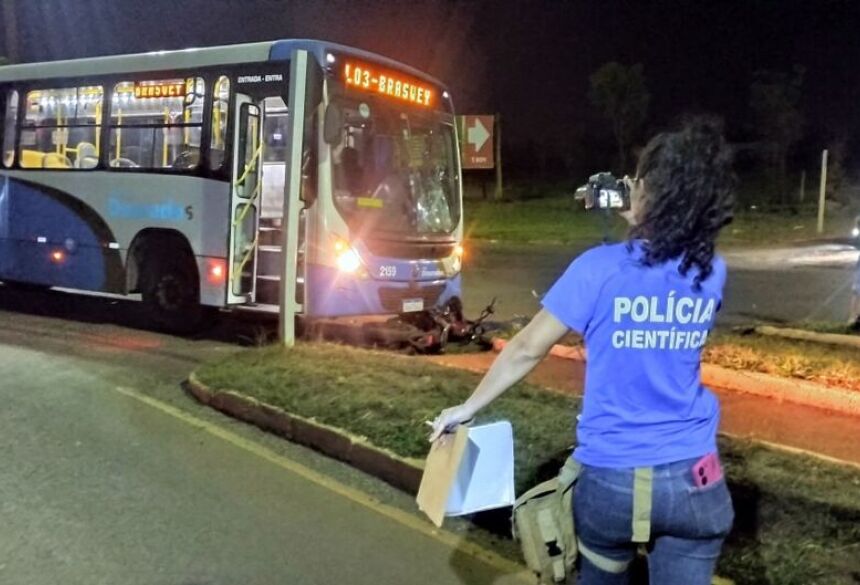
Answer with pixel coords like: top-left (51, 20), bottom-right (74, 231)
top-left (50, 250), bottom-right (65, 263)
top-left (207, 259), bottom-right (226, 284)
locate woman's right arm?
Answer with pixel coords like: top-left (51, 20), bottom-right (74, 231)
top-left (428, 309), bottom-right (570, 441)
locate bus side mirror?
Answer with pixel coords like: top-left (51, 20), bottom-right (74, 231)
top-left (323, 103), bottom-right (343, 145)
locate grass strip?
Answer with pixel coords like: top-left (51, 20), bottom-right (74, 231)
top-left (196, 343), bottom-right (575, 486)
top-left (464, 196), bottom-right (855, 247)
top-left (496, 327), bottom-right (860, 393)
top-left (196, 343), bottom-right (860, 585)
top-left (705, 332), bottom-right (860, 392)
top-left (465, 196), bottom-right (627, 244)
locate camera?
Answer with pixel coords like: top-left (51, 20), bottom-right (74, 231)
top-left (582, 172), bottom-right (631, 211)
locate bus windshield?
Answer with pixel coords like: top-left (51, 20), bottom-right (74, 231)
top-left (331, 97), bottom-right (460, 238)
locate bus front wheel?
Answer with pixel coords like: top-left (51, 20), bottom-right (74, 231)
top-left (142, 254), bottom-right (205, 334)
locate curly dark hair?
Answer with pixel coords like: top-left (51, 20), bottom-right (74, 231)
top-left (628, 117), bottom-right (735, 289)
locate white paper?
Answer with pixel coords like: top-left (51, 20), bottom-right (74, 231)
top-left (444, 420), bottom-right (515, 517)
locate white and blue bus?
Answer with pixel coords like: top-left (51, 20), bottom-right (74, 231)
top-left (0, 40), bottom-right (464, 331)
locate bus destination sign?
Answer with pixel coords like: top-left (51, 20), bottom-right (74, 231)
top-left (133, 81), bottom-right (185, 99)
top-left (343, 60), bottom-right (435, 108)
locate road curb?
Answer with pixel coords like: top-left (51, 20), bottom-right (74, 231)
top-left (186, 372), bottom-right (424, 494)
top-left (491, 338), bottom-right (860, 416)
top-left (754, 325), bottom-right (860, 350)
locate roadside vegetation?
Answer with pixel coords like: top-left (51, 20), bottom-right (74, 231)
top-left (196, 343), bottom-right (860, 585)
top-left (498, 327), bottom-right (860, 392)
top-left (798, 321), bottom-right (860, 334)
top-left (705, 331), bottom-right (860, 391)
top-left (464, 194), bottom-right (856, 248)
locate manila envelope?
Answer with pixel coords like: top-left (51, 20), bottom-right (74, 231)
top-left (416, 421), bottom-right (515, 527)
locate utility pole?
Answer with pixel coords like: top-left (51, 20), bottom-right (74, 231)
top-left (279, 50), bottom-right (308, 346)
top-left (2, 0), bottom-right (19, 63)
top-left (493, 114), bottom-right (503, 200)
top-left (817, 149), bottom-right (828, 235)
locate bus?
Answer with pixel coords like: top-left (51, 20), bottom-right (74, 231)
top-left (0, 40), bottom-right (464, 333)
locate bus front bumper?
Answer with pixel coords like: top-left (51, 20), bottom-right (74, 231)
top-left (304, 264), bottom-right (461, 318)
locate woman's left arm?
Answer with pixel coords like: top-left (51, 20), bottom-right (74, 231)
top-left (428, 309), bottom-right (570, 441)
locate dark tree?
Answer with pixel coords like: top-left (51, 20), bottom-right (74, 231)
top-left (825, 137), bottom-right (848, 203)
top-left (749, 67), bottom-right (804, 204)
top-left (589, 62), bottom-right (650, 173)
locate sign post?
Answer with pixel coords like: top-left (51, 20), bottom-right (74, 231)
top-left (458, 114), bottom-right (501, 199)
top-left (459, 115), bottom-right (495, 169)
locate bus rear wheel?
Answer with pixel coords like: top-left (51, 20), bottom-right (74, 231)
top-left (142, 255), bottom-right (205, 334)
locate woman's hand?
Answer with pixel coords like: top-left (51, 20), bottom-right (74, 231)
top-left (428, 404), bottom-right (476, 443)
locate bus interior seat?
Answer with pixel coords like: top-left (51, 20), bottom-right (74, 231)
top-left (74, 142), bottom-right (99, 169)
top-left (210, 148), bottom-right (226, 169)
top-left (79, 156), bottom-right (99, 169)
top-left (43, 153), bottom-right (72, 169)
top-left (110, 157), bottom-right (139, 168)
top-left (20, 149), bottom-right (46, 168)
top-left (172, 149), bottom-right (200, 170)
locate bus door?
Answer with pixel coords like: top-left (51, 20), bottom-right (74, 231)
top-left (251, 96), bottom-right (291, 307)
top-left (227, 94), bottom-right (263, 304)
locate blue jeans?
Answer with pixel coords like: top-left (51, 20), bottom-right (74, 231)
top-left (574, 455), bottom-right (734, 585)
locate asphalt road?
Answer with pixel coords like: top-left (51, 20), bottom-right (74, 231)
top-left (0, 291), bottom-right (527, 585)
top-left (461, 241), bottom-right (860, 325)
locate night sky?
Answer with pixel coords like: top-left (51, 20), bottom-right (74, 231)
top-left (4, 0), bottom-right (860, 171)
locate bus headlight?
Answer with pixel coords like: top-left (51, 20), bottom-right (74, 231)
top-left (454, 244), bottom-right (464, 272)
top-left (443, 244), bottom-right (464, 275)
top-left (334, 240), bottom-right (363, 273)
top-left (337, 248), bottom-right (362, 273)
top-left (852, 226), bottom-right (860, 238)
top-left (451, 254), bottom-right (462, 274)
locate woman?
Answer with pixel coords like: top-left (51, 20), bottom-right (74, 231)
top-left (430, 119), bottom-right (735, 584)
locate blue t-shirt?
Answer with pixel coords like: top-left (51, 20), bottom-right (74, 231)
top-left (542, 241), bottom-right (725, 468)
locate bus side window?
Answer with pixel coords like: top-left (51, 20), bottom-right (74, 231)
top-left (210, 76), bottom-right (230, 171)
top-left (2, 90), bottom-right (18, 168)
top-left (18, 86), bottom-right (103, 170)
top-left (109, 77), bottom-right (205, 171)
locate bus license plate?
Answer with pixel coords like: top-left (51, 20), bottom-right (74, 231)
top-left (402, 298), bottom-right (424, 313)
